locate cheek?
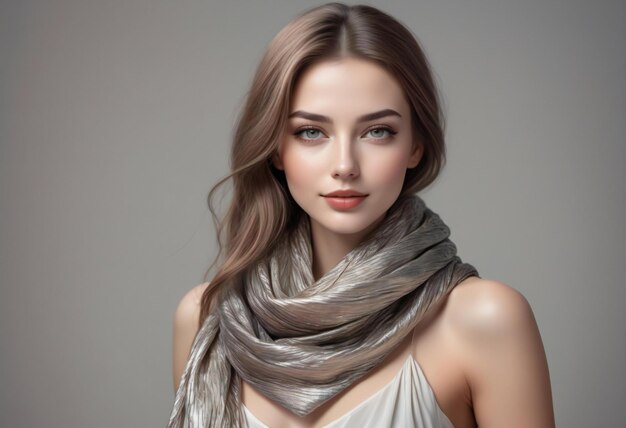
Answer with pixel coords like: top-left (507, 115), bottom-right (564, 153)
top-left (365, 150), bottom-right (410, 187)
top-left (280, 146), bottom-right (322, 190)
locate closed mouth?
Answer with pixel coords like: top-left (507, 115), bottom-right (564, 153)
top-left (323, 190), bottom-right (368, 198)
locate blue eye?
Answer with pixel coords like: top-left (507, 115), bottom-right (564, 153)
top-left (295, 127), bottom-right (324, 141)
top-left (366, 127), bottom-right (396, 139)
top-left (293, 126), bottom-right (396, 142)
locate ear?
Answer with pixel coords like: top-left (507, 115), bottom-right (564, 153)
top-left (272, 152), bottom-right (284, 170)
top-left (407, 142), bottom-right (424, 169)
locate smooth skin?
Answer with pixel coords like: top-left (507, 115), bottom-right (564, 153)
top-left (173, 58), bottom-right (555, 427)
top-left (273, 57), bottom-right (422, 280)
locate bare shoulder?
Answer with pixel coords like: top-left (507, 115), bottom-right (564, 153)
top-left (172, 282), bottom-right (211, 391)
top-left (442, 277), bottom-right (555, 427)
top-left (174, 282), bottom-right (211, 330)
top-left (444, 277), bottom-right (535, 340)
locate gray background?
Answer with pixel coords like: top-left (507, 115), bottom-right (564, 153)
top-left (1, 1), bottom-right (624, 427)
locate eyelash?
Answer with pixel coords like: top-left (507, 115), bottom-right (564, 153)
top-left (293, 125), bottom-right (397, 142)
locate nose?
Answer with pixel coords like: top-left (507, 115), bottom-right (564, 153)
top-left (331, 135), bottom-right (360, 180)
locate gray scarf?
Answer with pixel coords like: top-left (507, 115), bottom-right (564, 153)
top-left (168, 195), bottom-right (478, 427)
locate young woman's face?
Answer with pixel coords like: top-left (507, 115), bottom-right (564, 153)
top-left (274, 56), bottom-right (422, 240)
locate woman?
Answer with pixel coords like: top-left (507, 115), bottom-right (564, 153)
top-left (169, 3), bottom-right (555, 427)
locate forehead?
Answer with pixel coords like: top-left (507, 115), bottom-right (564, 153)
top-left (290, 57), bottom-right (409, 117)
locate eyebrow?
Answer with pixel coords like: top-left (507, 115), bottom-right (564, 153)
top-left (287, 108), bottom-right (402, 123)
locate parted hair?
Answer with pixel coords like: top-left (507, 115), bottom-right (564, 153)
top-left (199, 2), bottom-right (447, 325)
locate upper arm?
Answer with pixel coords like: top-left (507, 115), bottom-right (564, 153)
top-left (172, 282), bottom-right (210, 392)
top-left (448, 279), bottom-right (555, 428)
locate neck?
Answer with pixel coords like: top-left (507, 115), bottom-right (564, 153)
top-left (309, 214), bottom-right (385, 281)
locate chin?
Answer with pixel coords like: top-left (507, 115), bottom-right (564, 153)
top-left (313, 211), bottom-right (387, 237)
top-left (325, 223), bottom-right (374, 236)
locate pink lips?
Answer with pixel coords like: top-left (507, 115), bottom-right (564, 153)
top-left (322, 190), bottom-right (368, 210)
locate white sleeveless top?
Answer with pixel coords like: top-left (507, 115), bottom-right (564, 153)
top-left (242, 355), bottom-right (455, 428)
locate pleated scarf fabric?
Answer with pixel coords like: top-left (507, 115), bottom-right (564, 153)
top-left (168, 194), bottom-right (479, 427)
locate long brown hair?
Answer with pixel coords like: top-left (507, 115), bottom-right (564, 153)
top-left (199, 2), bottom-right (447, 325)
